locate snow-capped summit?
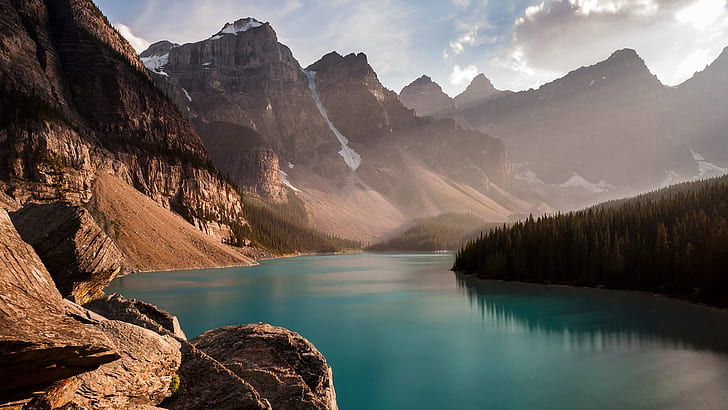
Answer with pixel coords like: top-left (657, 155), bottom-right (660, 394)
top-left (213, 18), bottom-right (264, 38)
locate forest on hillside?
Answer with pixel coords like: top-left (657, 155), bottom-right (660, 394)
top-left (368, 213), bottom-right (499, 251)
top-left (453, 176), bottom-right (728, 307)
top-left (237, 191), bottom-right (360, 254)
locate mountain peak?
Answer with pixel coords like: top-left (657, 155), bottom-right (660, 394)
top-left (308, 52), bottom-right (371, 76)
top-left (608, 48), bottom-right (641, 61)
top-left (215, 18), bottom-right (265, 37)
top-left (454, 73), bottom-right (500, 107)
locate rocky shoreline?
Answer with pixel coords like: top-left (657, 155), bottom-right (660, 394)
top-left (0, 209), bottom-right (338, 409)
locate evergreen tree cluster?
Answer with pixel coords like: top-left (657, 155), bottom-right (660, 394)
top-left (237, 191), bottom-right (360, 255)
top-left (454, 176), bottom-right (728, 306)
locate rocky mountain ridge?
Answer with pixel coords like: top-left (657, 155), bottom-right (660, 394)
top-left (404, 48), bottom-right (728, 196)
top-left (141, 21), bottom-right (539, 241)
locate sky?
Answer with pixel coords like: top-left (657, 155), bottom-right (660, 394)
top-left (97, 0), bottom-right (728, 96)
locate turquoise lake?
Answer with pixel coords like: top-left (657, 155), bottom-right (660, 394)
top-left (108, 253), bottom-right (728, 409)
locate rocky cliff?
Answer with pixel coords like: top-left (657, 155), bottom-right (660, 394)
top-left (0, 0), bottom-right (248, 244)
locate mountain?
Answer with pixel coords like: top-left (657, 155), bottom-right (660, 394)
top-left (453, 73), bottom-right (504, 109)
top-left (0, 0), bottom-right (257, 257)
top-left (669, 47), bottom-right (728, 168)
top-left (143, 21), bottom-right (543, 241)
top-left (399, 75), bottom-right (455, 117)
top-left (448, 49), bottom-right (679, 189)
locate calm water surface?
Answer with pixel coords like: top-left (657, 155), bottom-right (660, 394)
top-left (108, 253), bottom-right (728, 410)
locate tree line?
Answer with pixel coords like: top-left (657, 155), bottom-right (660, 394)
top-left (454, 176), bottom-right (728, 306)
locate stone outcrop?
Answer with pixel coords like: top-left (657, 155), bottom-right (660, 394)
top-left (399, 75), bottom-right (455, 118)
top-left (86, 293), bottom-right (186, 340)
top-left (0, 209), bottom-right (119, 404)
top-left (193, 324), bottom-right (338, 410)
top-left (10, 202), bottom-right (125, 304)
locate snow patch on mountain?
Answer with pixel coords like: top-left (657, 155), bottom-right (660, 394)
top-left (182, 88), bottom-right (192, 102)
top-left (660, 170), bottom-right (683, 188)
top-left (302, 69), bottom-right (362, 171)
top-left (691, 148), bottom-right (705, 161)
top-left (559, 173), bottom-right (615, 193)
top-left (141, 53), bottom-right (169, 76)
top-left (279, 170), bottom-right (301, 193)
top-left (218, 19), bottom-right (263, 36)
top-left (515, 170), bottom-right (545, 184)
top-left (691, 149), bottom-right (728, 179)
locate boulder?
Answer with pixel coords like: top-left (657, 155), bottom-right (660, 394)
top-left (163, 342), bottom-right (271, 410)
top-left (10, 202), bottom-right (125, 304)
top-left (193, 324), bottom-right (338, 410)
top-left (85, 293), bottom-right (186, 339)
top-left (55, 319), bottom-right (182, 409)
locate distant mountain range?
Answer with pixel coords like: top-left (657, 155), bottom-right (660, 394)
top-left (400, 48), bottom-right (728, 196)
top-left (140, 18), bottom-right (543, 241)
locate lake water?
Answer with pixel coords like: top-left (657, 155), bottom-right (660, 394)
top-left (108, 253), bottom-right (728, 410)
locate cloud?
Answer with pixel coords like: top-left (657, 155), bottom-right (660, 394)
top-left (449, 64), bottom-right (479, 85)
top-left (114, 23), bottom-right (150, 52)
top-left (503, 0), bottom-right (728, 88)
top-left (452, 0), bottom-right (472, 8)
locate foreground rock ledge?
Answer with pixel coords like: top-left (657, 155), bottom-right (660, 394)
top-left (192, 324), bottom-right (338, 410)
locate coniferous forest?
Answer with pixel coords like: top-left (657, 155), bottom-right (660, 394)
top-left (453, 176), bottom-right (728, 307)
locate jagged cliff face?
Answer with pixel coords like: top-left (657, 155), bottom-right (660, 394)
top-left (306, 52), bottom-right (417, 144)
top-left (145, 18), bottom-right (350, 193)
top-left (306, 51), bottom-right (512, 191)
top-left (0, 0), bottom-right (246, 244)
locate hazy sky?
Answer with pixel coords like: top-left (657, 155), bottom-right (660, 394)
top-left (97, 0), bottom-right (728, 96)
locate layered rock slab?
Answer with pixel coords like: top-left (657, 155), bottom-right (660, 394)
top-left (0, 209), bottom-right (119, 403)
top-left (10, 202), bottom-right (125, 304)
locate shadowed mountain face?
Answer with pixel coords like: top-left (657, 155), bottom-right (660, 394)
top-left (142, 20), bottom-right (533, 240)
top-left (399, 75), bottom-right (455, 117)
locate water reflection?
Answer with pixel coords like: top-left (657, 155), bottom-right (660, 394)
top-left (456, 274), bottom-right (728, 354)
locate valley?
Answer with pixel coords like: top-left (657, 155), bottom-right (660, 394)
top-left (1, 0), bottom-right (727, 408)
